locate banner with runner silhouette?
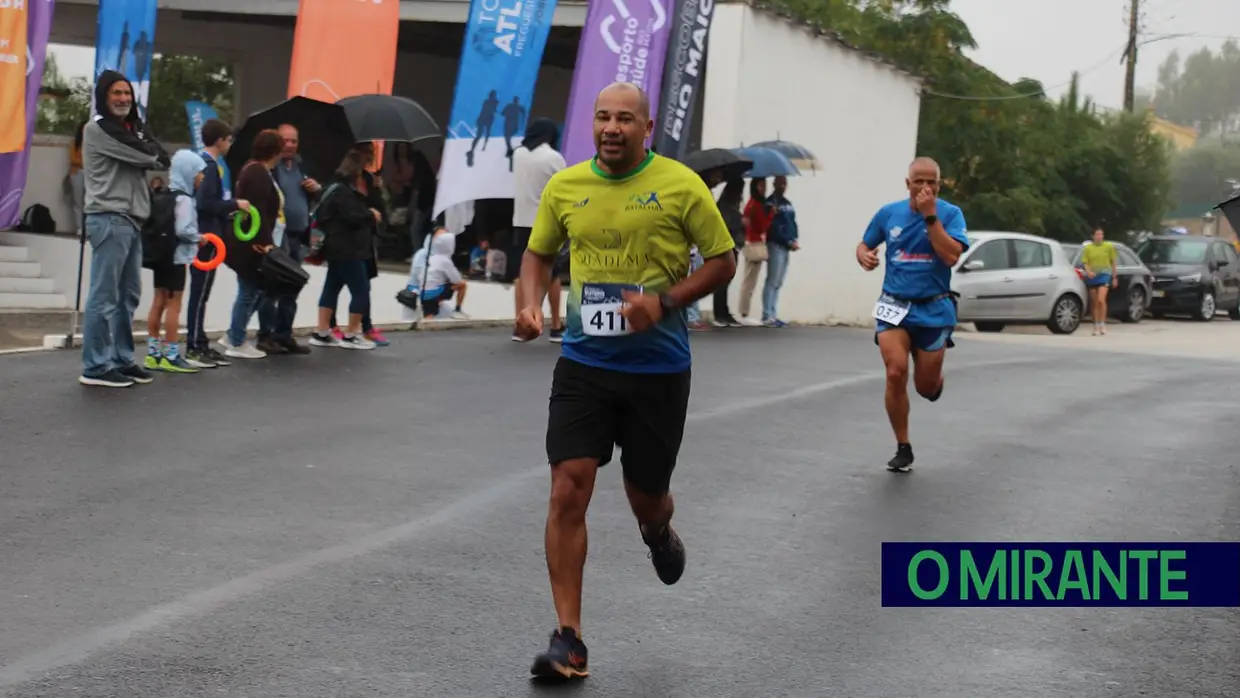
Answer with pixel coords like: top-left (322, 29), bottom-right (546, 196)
top-left (560, 0), bottom-right (674, 166)
top-left (651, 0), bottom-right (714, 161)
top-left (0, 0), bottom-right (53, 228)
top-left (93, 0), bottom-right (157, 119)
top-left (433, 0), bottom-right (559, 217)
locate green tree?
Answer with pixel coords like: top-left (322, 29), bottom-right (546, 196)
top-left (1169, 142), bottom-right (1240, 208)
top-left (34, 53), bottom-right (234, 144)
top-left (36, 53), bottom-right (91, 136)
top-left (144, 55), bottom-right (235, 143)
top-left (1150, 41), bottom-right (1240, 138)
top-left (763, 0), bottom-right (1173, 239)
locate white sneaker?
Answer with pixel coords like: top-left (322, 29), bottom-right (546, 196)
top-left (338, 334), bottom-right (376, 350)
top-left (223, 340), bottom-right (267, 359)
top-left (309, 331), bottom-right (341, 347)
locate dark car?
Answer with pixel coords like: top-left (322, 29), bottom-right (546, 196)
top-left (1062, 241), bottom-right (1153, 323)
top-left (1135, 235), bottom-right (1240, 321)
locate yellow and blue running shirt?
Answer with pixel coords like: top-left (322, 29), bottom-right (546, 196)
top-left (528, 152), bottom-right (734, 373)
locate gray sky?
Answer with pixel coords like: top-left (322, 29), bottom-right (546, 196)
top-left (48, 0), bottom-right (1240, 112)
top-left (951, 0), bottom-right (1240, 110)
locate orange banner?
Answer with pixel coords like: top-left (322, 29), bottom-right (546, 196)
top-left (288, 0), bottom-right (399, 171)
top-left (0, 1), bottom-right (30, 154)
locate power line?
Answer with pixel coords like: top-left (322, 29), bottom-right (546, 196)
top-left (921, 45), bottom-right (1129, 101)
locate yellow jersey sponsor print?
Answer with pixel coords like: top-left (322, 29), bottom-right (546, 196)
top-left (528, 152), bottom-right (734, 373)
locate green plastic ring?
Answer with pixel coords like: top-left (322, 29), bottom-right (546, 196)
top-left (234, 208), bottom-right (261, 242)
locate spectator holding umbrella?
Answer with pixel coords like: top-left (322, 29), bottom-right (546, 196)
top-left (711, 177), bottom-right (746, 327)
top-left (308, 144), bottom-right (383, 350)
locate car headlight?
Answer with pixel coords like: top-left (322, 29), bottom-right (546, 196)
top-left (1179, 273), bottom-right (1202, 283)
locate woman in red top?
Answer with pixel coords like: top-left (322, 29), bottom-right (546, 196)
top-left (738, 178), bottom-right (774, 321)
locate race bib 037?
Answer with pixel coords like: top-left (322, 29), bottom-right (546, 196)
top-left (872, 293), bottom-right (911, 326)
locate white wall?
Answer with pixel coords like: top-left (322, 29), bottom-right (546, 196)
top-left (702, 4), bottom-right (923, 325)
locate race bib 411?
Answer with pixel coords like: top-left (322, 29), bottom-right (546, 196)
top-left (581, 282), bottom-right (641, 337)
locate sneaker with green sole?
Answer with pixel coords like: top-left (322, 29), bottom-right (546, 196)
top-left (159, 355), bottom-right (200, 373)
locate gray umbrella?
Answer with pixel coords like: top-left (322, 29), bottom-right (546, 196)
top-left (336, 94), bottom-right (442, 143)
top-left (682, 148), bottom-right (754, 180)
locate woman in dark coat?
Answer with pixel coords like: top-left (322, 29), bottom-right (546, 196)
top-left (220, 129), bottom-right (282, 359)
top-left (309, 144), bottom-right (383, 350)
top-left (712, 177), bottom-right (746, 326)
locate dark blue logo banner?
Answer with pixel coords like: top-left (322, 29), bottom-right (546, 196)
top-left (881, 542), bottom-right (1240, 607)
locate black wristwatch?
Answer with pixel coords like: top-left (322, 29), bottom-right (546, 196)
top-left (924, 214), bottom-right (938, 226)
top-left (658, 293), bottom-right (677, 315)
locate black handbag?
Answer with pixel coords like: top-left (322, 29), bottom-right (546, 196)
top-left (261, 246), bottom-right (310, 295)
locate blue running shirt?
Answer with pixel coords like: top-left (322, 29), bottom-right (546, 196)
top-left (861, 198), bottom-right (970, 327)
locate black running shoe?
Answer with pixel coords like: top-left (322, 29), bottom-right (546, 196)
top-left (887, 443), bottom-right (914, 473)
top-left (641, 523), bottom-right (686, 585)
top-left (116, 362), bottom-right (154, 384)
top-left (530, 627), bottom-right (589, 680)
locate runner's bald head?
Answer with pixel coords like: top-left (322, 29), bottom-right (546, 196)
top-left (908, 157), bottom-right (941, 180)
top-left (906, 157), bottom-right (942, 197)
top-left (595, 82), bottom-right (650, 120)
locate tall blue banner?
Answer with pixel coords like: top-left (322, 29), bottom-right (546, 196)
top-left (184, 100), bottom-right (218, 151)
top-left (93, 0), bottom-right (157, 120)
top-left (432, 0), bottom-right (559, 216)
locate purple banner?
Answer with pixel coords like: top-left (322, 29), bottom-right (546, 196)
top-left (560, 0), bottom-right (674, 165)
top-left (0, 0), bottom-right (54, 229)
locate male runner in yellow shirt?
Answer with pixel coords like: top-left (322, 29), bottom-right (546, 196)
top-left (516, 81), bottom-right (737, 680)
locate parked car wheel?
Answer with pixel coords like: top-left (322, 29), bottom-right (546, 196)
top-left (1193, 292), bottom-right (1216, 322)
top-left (1048, 294), bottom-right (1082, 334)
top-left (1229, 304), bottom-right (1240, 320)
top-left (1121, 286), bottom-right (1146, 323)
top-left (974, 322), bottom-right (1005, 333)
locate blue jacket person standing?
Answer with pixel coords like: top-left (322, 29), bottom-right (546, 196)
top-left (856, 157), bottom-right (969, 473)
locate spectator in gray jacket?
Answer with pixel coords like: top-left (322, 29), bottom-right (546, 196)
top-left (79, 70), bottom-right (170, 388)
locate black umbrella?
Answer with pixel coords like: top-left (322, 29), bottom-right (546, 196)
top-left (227, 96), bottom-right (356, 184)
top-left (682, 148), bottom-right (753, 181)
top-left (336, 94), bottom-right (442, 143)
top-left (1215, 193), bottom-right (1240, 235)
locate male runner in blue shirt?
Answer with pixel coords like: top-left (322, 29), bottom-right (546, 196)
top-left (856, 157), bottom-right (969, 473)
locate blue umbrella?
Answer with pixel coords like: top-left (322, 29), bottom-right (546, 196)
top-left (730, 147), bottom-right (800, 178)
top-left (749, 139), bottom-right (820, 172)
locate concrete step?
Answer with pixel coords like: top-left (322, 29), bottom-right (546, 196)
top-left (0, 277), bottom-right (56, 293)
top-left (0, 310), bottom-right (75, 351)
top-left (0, 261), bottom-right (42, 278)
top-left (0, 245), bottom-right (30, 262)
top-left (0, 292), bottom-right (69, 309)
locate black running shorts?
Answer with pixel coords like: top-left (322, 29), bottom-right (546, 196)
top-left (545, 356), bottom-right (691, 496)
top-left (507, 226), bottom-right (531, 283)
top-left (152, 262), bottom-right (187, 293)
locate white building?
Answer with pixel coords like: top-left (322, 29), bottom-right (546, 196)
top-left (4, 0), bottom-right (921, 334)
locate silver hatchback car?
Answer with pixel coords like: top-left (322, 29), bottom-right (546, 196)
top-left (951, 231), bottom-right (1088, 335)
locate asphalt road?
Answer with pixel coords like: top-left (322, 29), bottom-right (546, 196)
top-left (1, 327), bottom-right (1237, 697)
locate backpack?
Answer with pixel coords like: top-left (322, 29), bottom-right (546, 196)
top-left (17, 204), bottom-right (56, 234)
top-left (142, 188), bottom-right (187, 269)
top-left (305, 182), bottom-right (343, 264)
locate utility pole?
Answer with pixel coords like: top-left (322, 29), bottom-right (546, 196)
top-left (1123, 0), bottom-right (1140, 112)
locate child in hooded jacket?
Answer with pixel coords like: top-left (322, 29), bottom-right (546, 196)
top-left (145, 149), bottom-right (207, 373)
